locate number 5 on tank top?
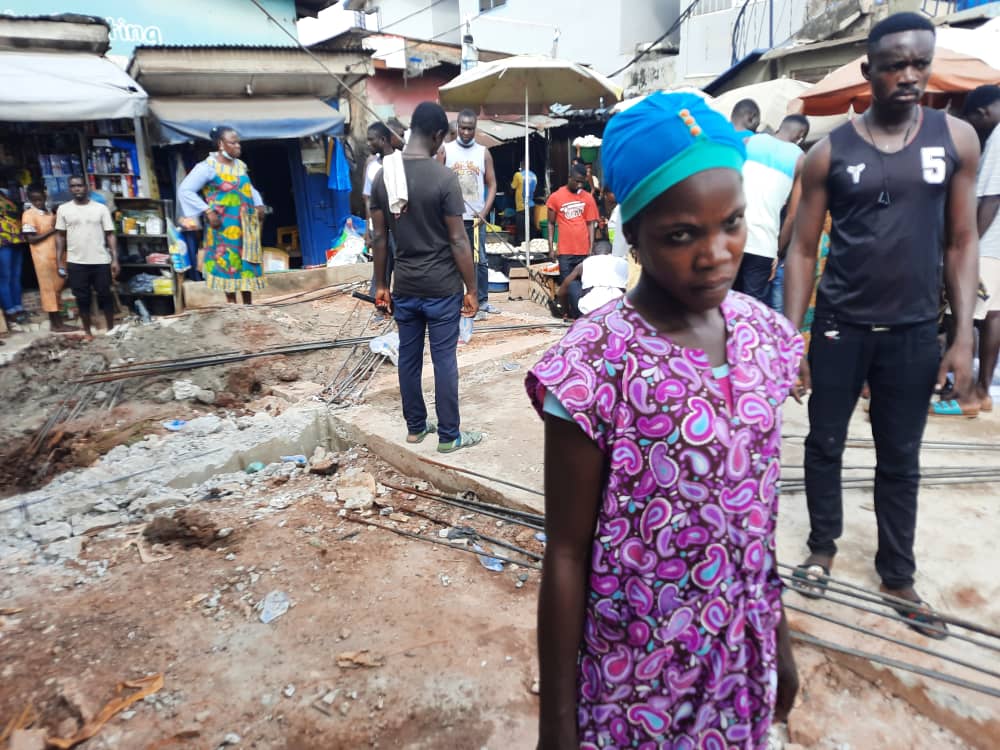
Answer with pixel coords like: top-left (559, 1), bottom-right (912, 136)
top-left (921, 147), bottom-right (947, 184)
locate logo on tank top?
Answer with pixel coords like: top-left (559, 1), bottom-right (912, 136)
top-left (921, 147), bottom-right (947, 184)
top-left (847, 163), bottom-right (866, 185)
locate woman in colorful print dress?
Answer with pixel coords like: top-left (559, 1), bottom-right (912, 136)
top-left (527, 93), bottom-right (803, 749)
top-left (178, 126), bottom-right (266, 304)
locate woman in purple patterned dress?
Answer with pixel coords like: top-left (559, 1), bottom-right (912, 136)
top-left (528, 93), bottom-right (803, 749)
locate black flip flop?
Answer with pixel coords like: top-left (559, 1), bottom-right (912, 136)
top-left (790, 562), bottom-right (829, 600)
top-left (885, 598), bottom-right (949, 640)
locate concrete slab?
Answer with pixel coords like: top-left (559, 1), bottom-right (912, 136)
top-left (334, 333), bottom-right (1000, 747)
top-left (182, 263), bottom-right (371, 309)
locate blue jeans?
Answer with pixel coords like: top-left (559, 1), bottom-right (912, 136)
top-left (464, 220), bottom-right (488, 306)
top-left (558, 254), bottom-right (586, 318)
top-left (393, 293), bottom-right (463, 443)
top-left (0, 243), bottom-right (24, 314)
top-left (734, 252), bottom-right (772, 302)
top-left (769, 261), bottom-right (785, 314)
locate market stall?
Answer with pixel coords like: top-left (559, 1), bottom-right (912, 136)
top-left (0, 39), bottom-right (167, 319)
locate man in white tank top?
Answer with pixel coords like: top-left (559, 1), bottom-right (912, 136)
top-left (444, 109), bottom-right (497, 318)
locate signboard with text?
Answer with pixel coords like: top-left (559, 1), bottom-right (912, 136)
top-left (1, 0), bottom-right (300, 59)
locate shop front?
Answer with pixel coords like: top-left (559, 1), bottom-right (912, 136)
top-left (0, 14), bottom-right (157, 324)
top-left (128, 46), bottom-right (371, 270)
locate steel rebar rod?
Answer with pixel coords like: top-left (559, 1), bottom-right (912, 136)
top-left (355, 354), bottom-right (386, 401)
top-left (341, 515), bottom-right (541, 569)
top-left (777, 563), bottom-right (1000, 640)
top-left (784, 602), bottom-right (1000, 681)
top-left (383, 481), bottom-right (545, 524)
top-left (782, 476), bottom-right (1000, 492)
top-left (777, 575), bottom-right (1000, 653)
top-left (782, 435), bottom-right (1000, 451)
top-left (790, 630), bottom-right (1000, 699)
top-left (383, 482), bottom-right (544, 530)
top-left (411, 456), bottom-right (545, 497)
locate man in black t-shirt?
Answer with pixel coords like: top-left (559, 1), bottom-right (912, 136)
top-left (370, 101), bottom-right (483, 454)
top-left (784, 13), bottom-right (980, 637)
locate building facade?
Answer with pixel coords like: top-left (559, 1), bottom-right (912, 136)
top-left (345, 0), bottom-right (681, 80)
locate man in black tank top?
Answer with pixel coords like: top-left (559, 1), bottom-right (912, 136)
top-left (783, 13), bottom-right (980, 637)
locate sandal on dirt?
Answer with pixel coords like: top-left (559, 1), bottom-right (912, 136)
top-left (884, 597), bottom-right (949, 640)
top-left (790, 562), bottom-right (830, 600)
top-left (928, 399), bottom-right (980, 418)
top-left (406, 422), bottom-right (437, 444)
top-left (437, 430), bottom-right (483, 454)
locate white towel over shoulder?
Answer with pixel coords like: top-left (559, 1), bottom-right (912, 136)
top-left (381, 151), bottom-right (408, 218)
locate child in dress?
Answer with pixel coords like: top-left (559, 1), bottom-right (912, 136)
top-left (527, 92), bottom-right (803, 749)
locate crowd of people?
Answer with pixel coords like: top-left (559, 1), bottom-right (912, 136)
top-left (0, 9), bottom-right (995, 747)
top-left (522, 12), bottom-right (994, 749)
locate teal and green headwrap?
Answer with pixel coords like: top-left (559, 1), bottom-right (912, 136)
top-left (603, 92), bottom-right (746, 224)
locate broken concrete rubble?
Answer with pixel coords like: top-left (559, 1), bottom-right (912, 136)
top-left (308, 446), bottom-right (339, 476)
top-left (25, 521), bottom-right (71, 544)
top-left (339, 469), bottom-right (377, 511)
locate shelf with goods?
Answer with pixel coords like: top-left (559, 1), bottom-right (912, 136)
top-left (114, 198), bottom-right (183, 315)
top-left (85, 134), bottom-right (140, 199)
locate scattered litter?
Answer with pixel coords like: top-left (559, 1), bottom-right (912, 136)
top-left (220, 732), bottom-right (242, 746)
top-left (368, 331), bottom-right (400, 366)
top-left (501, 361), bottom-right (521, 372)
top-left (336, 650), bottom-right (384, 669)
top-left (161, 419), bottom-right (187, 432)
top-left (534, 532), bottom-right (547, 544)
top-left (280, 455), bottom-right (307, 466)
top-left (46, 673), bottom-right (164, 749)
top-left (472, 543), bottom-right (503, 573)
top-left (439, 574), bottom-right (451, 587)
top-left (245, 462), bottom-right (266, 474)
top-left (258, 590), bottom-right (290, 624)
top-left (283, 684), bottom-right (296, 698)
top-left (459, 316), bottom-right (474, 344)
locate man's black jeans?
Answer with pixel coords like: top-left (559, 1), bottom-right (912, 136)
top-left (803, 314), bottom-right (939, 589)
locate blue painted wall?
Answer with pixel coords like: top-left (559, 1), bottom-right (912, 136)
top-left (0, 0), bottom-right (299, 58)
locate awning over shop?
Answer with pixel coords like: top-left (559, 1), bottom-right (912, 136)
top-left (0, 50), bottom-right (147, 121)
top-left (149, 97), bottom-right (345, 145)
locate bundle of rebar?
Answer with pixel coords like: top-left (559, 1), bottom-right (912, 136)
top-left (74, 335), bottom-right (385, 385)
top-left (388, 460), bottom-right (1000, 697)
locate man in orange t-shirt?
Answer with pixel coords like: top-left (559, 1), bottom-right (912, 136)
top-left (547, 164), bottom-right (599, 315)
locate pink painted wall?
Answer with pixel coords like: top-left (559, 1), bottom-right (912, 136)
top-left (365, 69), bottom-right (452, 120)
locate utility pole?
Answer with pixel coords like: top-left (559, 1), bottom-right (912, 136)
top-left (769, 0), bottom-right (774, 49)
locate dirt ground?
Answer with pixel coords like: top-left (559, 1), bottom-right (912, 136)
top-left (1, 288), bottom-right (996, 749)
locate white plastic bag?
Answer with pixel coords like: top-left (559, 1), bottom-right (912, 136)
top-left (369, 331), bottom-right (400, 366)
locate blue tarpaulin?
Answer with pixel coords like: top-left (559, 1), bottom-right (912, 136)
top-left (327, 138), bottom-right (352, 191)
top-left (150, 96), bottom-right (344, 144)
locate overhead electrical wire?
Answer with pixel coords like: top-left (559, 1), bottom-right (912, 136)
top-left (607, 0), bottom-right (702, 79)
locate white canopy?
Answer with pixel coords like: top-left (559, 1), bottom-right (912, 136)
top-left (0, 51), bottom-right (148, 122)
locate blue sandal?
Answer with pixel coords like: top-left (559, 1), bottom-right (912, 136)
top-left (406, 422), bottom-right (437, 444)
top-left (437, 430), bottom-right (483, 453)
top-left (928, 399), bottom-right (979, 418)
